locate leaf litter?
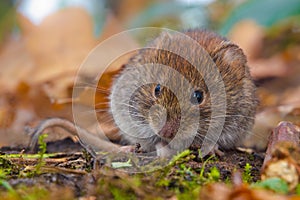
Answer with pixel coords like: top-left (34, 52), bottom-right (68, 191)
top-left (0, 3), bottom-right (300, 200)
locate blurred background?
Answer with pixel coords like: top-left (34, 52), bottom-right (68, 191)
top-left (0, 0), bottom-right (300, 148)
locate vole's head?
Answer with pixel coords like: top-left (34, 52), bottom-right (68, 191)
top-left (111, 42), bottom-right (221, 152)
top-left (127, 48), bottom-right (213, 145)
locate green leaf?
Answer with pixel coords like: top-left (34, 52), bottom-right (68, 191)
top-left (111, 159), bottom-right (132, 169)
top-left (0, 179), bottom-right (15, 194)
top-left (168, 149), bottom-right (191, 166)
top-left (128, 1), bottom-right (207, 29)
top-left (252, 177), bottom-right (289, 194)
top-left (0, 0), bottom-right (15, 43)
top-left (220, 0), bottom-right (300, 35)
top-left (296, 184), bottom-right (300, 195)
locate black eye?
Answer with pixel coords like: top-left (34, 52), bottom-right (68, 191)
top-left (154, 84), bottom-right (161, 97)
top-left (190, 90), bottom-right (204, 105)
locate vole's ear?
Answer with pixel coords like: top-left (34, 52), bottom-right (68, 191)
top-left (160, 31), bottom-right (173, 40)
top-left (213, 41), bottom-right (247, 68)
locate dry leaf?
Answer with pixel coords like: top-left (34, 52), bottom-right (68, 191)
top-left (18, 7), bottom-right (96, 99)
top-left (229, 20), bottom-right (265, 60)
top-left (229, 20), bottom-right (292, 79)
top-left (250, 54), bottom-right (291, 79)
top-left (246, 104), bottom-right (300, 150)
top-left (200, 182), bottom-right (289, 200)
top-left (261, 122), bottom-right (300, 191)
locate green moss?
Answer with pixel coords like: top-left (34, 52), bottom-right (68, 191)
top-left (35, 134), bottom-right (48, 175)
top-left (207, 166), bottom-right (220, 182)
top-left (242, 163), bottom-right (252, 183)
top-left (168, 150), bottom-right (194, 167)
top-left (199, 154), bottom-right (215, 182)
top-left (247, 153), bottom-right (255, 161)
top-left (155, 152), bottom-right (222, 199)
top-left (110, 187), bottom-right (136, 200)
top-left (0, 156), bottom-right (20, 179)
top-left (0, 185), bottom-right (74, 200)
top-left (176, 187), bottom-right (200, 200)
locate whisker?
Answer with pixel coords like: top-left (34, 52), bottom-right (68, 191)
top-left (74, 86), bottom-right (111, 95)
top-left (194, 134), bottom-right (216, 144)
top-left (115, 103), bottom-right (140, 110)
top-left (75, 82), bottom-right (111, 94)
top-left (95, 88), bottom-right (111, 95)
top-left (99, 116), bottom-right (115, 124)
top-left (75, 81), bottom-right (98, 87)
top-left (95, 108), bottom-right (110, 113)
top-left (76, 108), bottom-right (109, 115)
top-left (210, 114), bottom-right (255, 120)
top-left (95, 102), bottom-right (110, 106)
top-left (99, 118), bottom-right (115, 124)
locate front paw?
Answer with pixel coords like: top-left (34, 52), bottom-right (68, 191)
top-left (155, 142), bottom-right (178, 157)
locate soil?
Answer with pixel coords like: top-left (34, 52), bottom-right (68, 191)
top-left (0, 137), bottom-right (265, 199)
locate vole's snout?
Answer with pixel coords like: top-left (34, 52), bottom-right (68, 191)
top-left (158, 118), bottom-right (180, 139)
top-left (148, 104), bottom-right (167, 131)
top-left (148, 103), bottom-right (181, 140)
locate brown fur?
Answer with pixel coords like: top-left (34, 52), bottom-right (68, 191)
top-left (110, 29), bottom-right (258, 154)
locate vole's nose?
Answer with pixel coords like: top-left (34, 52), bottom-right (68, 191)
top-left (158, 118), bottom-right (180, 139)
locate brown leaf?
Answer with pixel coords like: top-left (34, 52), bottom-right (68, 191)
top-left (0, 6), bottom-right (138, 145)
top-left (249, 54), bottom-right (291, 79)
top-left (246, 104), bottom-right (300, 150)
top-left (229, 20), bottom-right (265, 60)
top-left (261, 122), bottom-right (300, 190)
top-left (0, 38), bottom-right (34, 93)
top-left (200, 182), bottom-right (289, 200)
top-left (18, 7), bottom-right (96, 99)
top-left (229, 20), bottom-right (293, 79)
